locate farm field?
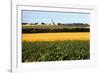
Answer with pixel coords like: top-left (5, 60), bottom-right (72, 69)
top-left (21, 10), bottom-right (90, 62)
top-left (22, 25), bottom-right (90, 33)
top-left (22, 40), bottom-right (90, 62)
top-left (22, 32), bottom-right (90, 62)
top-left (22, 32), bottom-right (90, 42)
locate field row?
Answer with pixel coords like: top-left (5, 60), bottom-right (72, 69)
top-left (22, 40), bottom-right (90, 62)
top-left (22, 32), bottom-right (90, 42)
top-left (22, 25), bottom-right (90, 33)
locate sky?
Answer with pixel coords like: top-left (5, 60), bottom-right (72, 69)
top-left (21, 10), bottom-right (90, 24)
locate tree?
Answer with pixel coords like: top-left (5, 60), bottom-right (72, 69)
top-left (22, 23), bottom-right (27, 25)
top-left (57, 23), bottom-right (62, 25)
top-left (41, 22), bottom-right (46, 25)
top-left (34, 22), bottom-right (38, 25)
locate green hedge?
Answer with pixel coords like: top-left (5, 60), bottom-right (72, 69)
top-left (22, 27), bottom-right (90, 33)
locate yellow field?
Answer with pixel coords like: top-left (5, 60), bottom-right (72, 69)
top-left (22, 32), bottom-right (90, 42)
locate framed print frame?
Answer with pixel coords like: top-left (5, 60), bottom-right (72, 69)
top-left (11, 1), bottom-right (97, 73)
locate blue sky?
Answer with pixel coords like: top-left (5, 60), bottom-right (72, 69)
top-left (21, 10), bottom-right (90, 24)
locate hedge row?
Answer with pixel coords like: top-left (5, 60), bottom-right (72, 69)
top-left (22, 28), bottom-right (90, 33)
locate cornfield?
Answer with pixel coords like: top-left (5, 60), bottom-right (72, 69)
top-left (22, 26), bottom-right (90, 62)
top-left (22, 40), bottom-right (90, 62)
